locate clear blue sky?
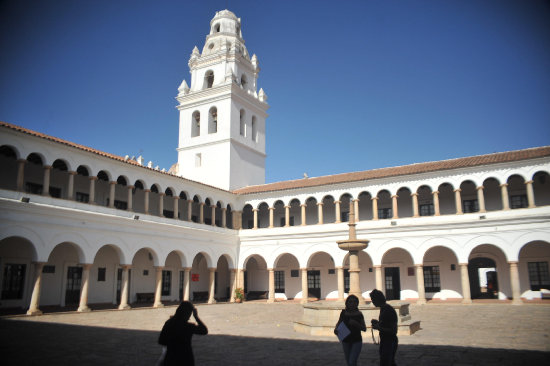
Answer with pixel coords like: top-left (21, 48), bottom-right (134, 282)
top-left (1, 0), bottom-right (549, 184)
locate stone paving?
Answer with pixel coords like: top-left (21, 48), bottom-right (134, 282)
top-left (1, 301), bottom-right (549, 365)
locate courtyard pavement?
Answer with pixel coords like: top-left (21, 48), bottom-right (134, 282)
top-left (1, 301), bottom-right (549, 365)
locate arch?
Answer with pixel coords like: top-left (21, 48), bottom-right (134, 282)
top-left (518, 240), bottom-right (550, 298)
top-left (257, 201), bottom-right (270, 228)
top-left (116, 175), bottom-right (128, 186)
top-left (208, 106), bottom-right (218, 134)
top-left (26, 152), bottom-right (44, 165)
top-left (164, 249), bottom-right (188, 268)
top-left (217, 253), bottom-right (235, 270)
top-left (76, 165), bottom-right (90, 176)
top-left (507, 174), bottom-right (528, 209)
top-left (0, 226), bottom-right (45, 260)
top-left (483, 177), bottom-right (502, 211)
top-left (418, 238), bottom-right (460, 264)
top-left (150, 184), bottom-right (160, 194)
top-left (204, 70), bottom-right (214, 89)
top-left (0, 235), bottom-right (39, 262)
top-left (97, 170), bottom-right (110, 182)
top-left (165, 187), bottom-right (175, 196)
top-left (513, 231), bottom-right (550, 261)
top-left (357, 191), bottom-right (373, 221)
top-left (191, 111), bottom-right (200, 137)
top-left (463, 236), bottom-right (510, 263)
top-left (130, 247), bottom-right (160, 267)
top-left (92, 244), bottom-right (123, 264)
top-left (533, 171), bottom-right (550, 206)
top-left (50, 231), bottom-right (90, 263)
top-left (0, 144), bottom-right (20, 159)
top-left (242, 253), bottom-right (268, 269)
top-left (52, 159), bottom-right (69, 171)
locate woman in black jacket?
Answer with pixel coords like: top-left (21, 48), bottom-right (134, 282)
top-left (158, 301), bottom-right (208, 366)
top-left (334, 295), bottom-right (367, 366)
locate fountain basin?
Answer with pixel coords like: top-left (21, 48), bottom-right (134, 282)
top-left (294, 301), bottom-right (420, 336)
top-left (337, 239), bottom-right (369, 251)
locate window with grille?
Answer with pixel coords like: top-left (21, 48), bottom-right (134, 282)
top-left (76, 192), bottom-right (89, 203)
top-left (275, 271), bottom-right (285, 293)
top-left (97, 267), bottom-right (106, 282)
top-left (378, 208), bottom-right (392, 219)
top-left (162, 270), bottom-right (171, 296)
top-left (423, 266), bottom-right (441, 292)
top-left (419, 204), bottom-right (434, 216)
top-left (511, 195), bottom-right (528, 209)
top-left (463, 199), bottom-right (479, 213)
top-left (528, 262), bottom-right (550, 291)
top-left (2, 264), bottom-right (26, 300)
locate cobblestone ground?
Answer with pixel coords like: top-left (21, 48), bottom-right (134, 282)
top-left (1, 302), bottom-right (549, 365)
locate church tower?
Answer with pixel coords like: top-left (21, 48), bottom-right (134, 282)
top-left (176, 10), bottom-right (269, 191)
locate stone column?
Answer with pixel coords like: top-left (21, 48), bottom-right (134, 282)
top-left (525, 180), bottom-right (535, 208)
top-left (301, 204), bottom-right (307, 226)
top-left (144, 189), bottom-right (150, 214)
top-left (411, 193), bottom-right (419, 217)
top-left (208, 268), bottom-right (216, 304)
top-left (16, 159), bottom-right (26, 191)
top-left (477, 186), bottom-right (486, 213)
top-left (268, 207), bottom-right (274, 228)
top-left (183, 267), bottom-right (191, 301)
top-left (89, 176), bottom-right (97, 204)
top-left (509, 261), bottom-right (522, 305)
top-left (158, 193), bottom-right (165, 217)
top-left (199, 203), bottom-right (205, 224)
top-left (229, 269), bottom-right (237, 302)
top-left (284, 205), bottom-right (290, 227)
top-left (67, 171), bottom-right (76, 200)
top-left (42, 165), bottom-right (52, 196)
top-left (460, 263), bottom-right (472, 304)
top-left (27, 262), bottom-right (45, 315)
top-left (433, 191), bottom-right (440, 216)
top-left (372, 197), bottom-right (379, 220)
top-left (221, 208), bottom-right (227, 228)
top-left (454, 189), bottom-right (463, 214)
top-left (353, 199), bottom-right (360, 222)
top-left (252, 209), bottom-right (258, 229)
top-left (211, 205), bottom-right (216, 226)
top-left (415, 264), bottom-right (426, 304)
top-left (267, 268), bottom-right (275, 303)
top-left (187, 200), bottom-right (193, 221)
top-left (336, 266), bottom-right (345, 302)
top-left (173, 196), bottom-right (179, 219)
top-left (317, 202), bottom-right (324, 225)
top-left (348, 250), bottom-right (362, 300)
top-left (108, 181), bottom-right (116, 208)
top-left (500, 183), bottom-right (510, 210)
top-left (301, 268), bottom-right (308, 304)
top-left (391, 195), bottom-right (399, 219)
top-left (335, 200), bottom-right (341, 223)
top-left (77, 264), bottom-right (93, 312)
top-left (153, 267), bottom-right (164, 308)
top-left (237, 269), bottom-right (245, 290)
top-left (127, 186), bottom-right (134, 211)
top-left (374, 265), bottom-right (383, 294)
top-left (119, 265), bottom-right (131, 309)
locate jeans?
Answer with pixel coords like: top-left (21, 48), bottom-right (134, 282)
top-left (342, 341), bottom-right (362, 366)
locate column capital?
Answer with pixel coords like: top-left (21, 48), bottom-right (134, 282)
top-left (127, 185), bottom-right (135, 190)
top-left (210, 204), bottom-right (216, 208)
top-left (154, 266), bottom-right (165, 271)
top-left (43, 165), bottom-right (52, 170)
top-left (335, 266), bottom-right (344, 270)
top-left (221, 207), bottom-right (227, 212)
top-left (187, 199), bottom-right (193, 203)
top-left (109, 181), bottom-right (117, 185)
top-left (208, 267), bottom-right (217, 273)
top-left (284, 205), bottom-right (290, 209)
top-left (317, 202), bottom-right (324, 207)
top-left (454, 188), bottom-right (461, 193)
top-left (334, 200), bottom-right (341, 205)
top-left (79, 263), bottom-right (93, 270)
top-left (499, 183), bottom-right (508, 188)
top-left (352, 198), bottom-right (359, 203)
top-left (159, 192), bottom-right (166, 197)
top-left (89, 176), bottom-right (98, 181)
top-left (267, 268), bottom-right (274, 272)
top-left (477, 186), bottom-right (484, 191)
top-left (269, 207), bottom-right (275, 211)
top-left (371, 196), bottom-right (379, 201)
top-left (144, 189), bottom-right (151, 193)
top-left (432, 191), bottom-right (440, 195)
top-left (68, 170), bottom-right (77, 176)
top-left (230, 268), bottom-right (238, 273)
top-left (173, 195), bottom-right (179, 200)
top-left (508, 261), bottom-right (519, 265)
top-left (373, 264), bottom-right (383, 268)
top-left (200, 202), bottom-right (206, 206)
top-left (121, 264), bottom-right (132, 270)
top-left (458, 262), bottom-right (469, 267)
top-left (525, 180), bottom-right (534, 185)
top-left (17, 158), bottom-right (27, 164)
top-left (411, 193), bottom-right (419, 197)
top-left (252, 208), bottom-right (259, 212)
top-left (415, 263), bottom-right (424, 268)
top-left (300, 204), bottom-right (307, 208)
top-left (391, 194), bottom-right (399, 199)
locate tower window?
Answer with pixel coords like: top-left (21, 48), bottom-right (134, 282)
top-left (209, 107), bottom-right (218, 134)
top-left (239, 109), bottom-right (246, 137)
top-left (214, 23), bottom-right (220, 33)
top-left (241, 74), bottom-right (247, 89)
top-left (205, 70), bottom-right (214, 89)
top-left (195, 153), bottom-right (202, 167)
top-left (191, 111), bottom-right (200, 137)
top-left (251, 116), bottom-right (258, 142)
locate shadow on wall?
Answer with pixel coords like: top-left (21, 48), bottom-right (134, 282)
top-left (1, 319), bottom-right (549, 366)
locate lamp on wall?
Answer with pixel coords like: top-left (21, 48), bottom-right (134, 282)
top-left (20, 197), bottom-right (30, 203)
top-left (133, 215), bottom-right (139, 220)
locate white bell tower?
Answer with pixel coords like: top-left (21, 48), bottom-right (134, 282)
top-left (176, 10), bottom-right (269, 191)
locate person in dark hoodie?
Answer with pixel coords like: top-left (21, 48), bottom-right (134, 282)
top-left (370, 289), bottom-right (398, 366)
top-left (158, 301), bottom-right (208, 366)
top-left (334, 295), bottom-right (367, 366)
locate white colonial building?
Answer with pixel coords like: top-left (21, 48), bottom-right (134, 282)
top-left (1, 10), bottom-right (549, 315)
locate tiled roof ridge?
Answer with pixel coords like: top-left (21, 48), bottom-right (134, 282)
top-left (233, 145), bottom-right (550, 194)
top-left (0, 121), bottom-right (230, 193)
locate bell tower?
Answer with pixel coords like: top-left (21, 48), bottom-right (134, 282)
top-left (176, 10), bottom-right (269, 191)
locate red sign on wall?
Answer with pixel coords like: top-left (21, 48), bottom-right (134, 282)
top-left (191, 274), bottom-right (200, 282)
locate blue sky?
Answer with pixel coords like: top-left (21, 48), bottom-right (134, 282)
top-left (1, 0), bottom-right (549, 184)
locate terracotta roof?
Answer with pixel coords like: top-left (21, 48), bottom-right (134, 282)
top-left (233, 146), bottom-right (550, 195)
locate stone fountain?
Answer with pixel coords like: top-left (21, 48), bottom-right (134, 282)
top-left (294, 202), bottom-right (420, 336)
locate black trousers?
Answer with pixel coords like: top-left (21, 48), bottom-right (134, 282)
top-left (379, 336), bottom-right (398, 366)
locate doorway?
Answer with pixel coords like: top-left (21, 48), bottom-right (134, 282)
top-left (468, 257), bottom-right (499, 299)
top-left (384, 267), bottom-right (401, 300)
top-left (65, 266), bottom-right (82, 305)
top-left (307, 270), bottom-right (321, 299)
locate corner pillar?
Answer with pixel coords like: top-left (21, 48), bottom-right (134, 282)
top-left (27, 262), bottom-right (46, 315)
top-left (77, 264), bottom-right (93, 312)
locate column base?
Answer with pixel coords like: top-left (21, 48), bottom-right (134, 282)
top-left (77, 306), bottom-right (91, 312)
top-left (153, 302), bottom-right (165, 308)
top-left (511, 299), bottom-right (523, 305)
top-left (416, 298), bottom-right (427, 305)
top-left (300, 299), bottom-right (309, 304)
top-left (267, 298), bottom-right (275, 303)
top-left (461, 299), bottom-right (472, 304)
top-left (26, 308), bottom-right (42, 316)
top-left (118, 304), bottom-right (132, 310)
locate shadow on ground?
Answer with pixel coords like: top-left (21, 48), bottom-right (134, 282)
top-left (1, 319), bottom-right (549, 366)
